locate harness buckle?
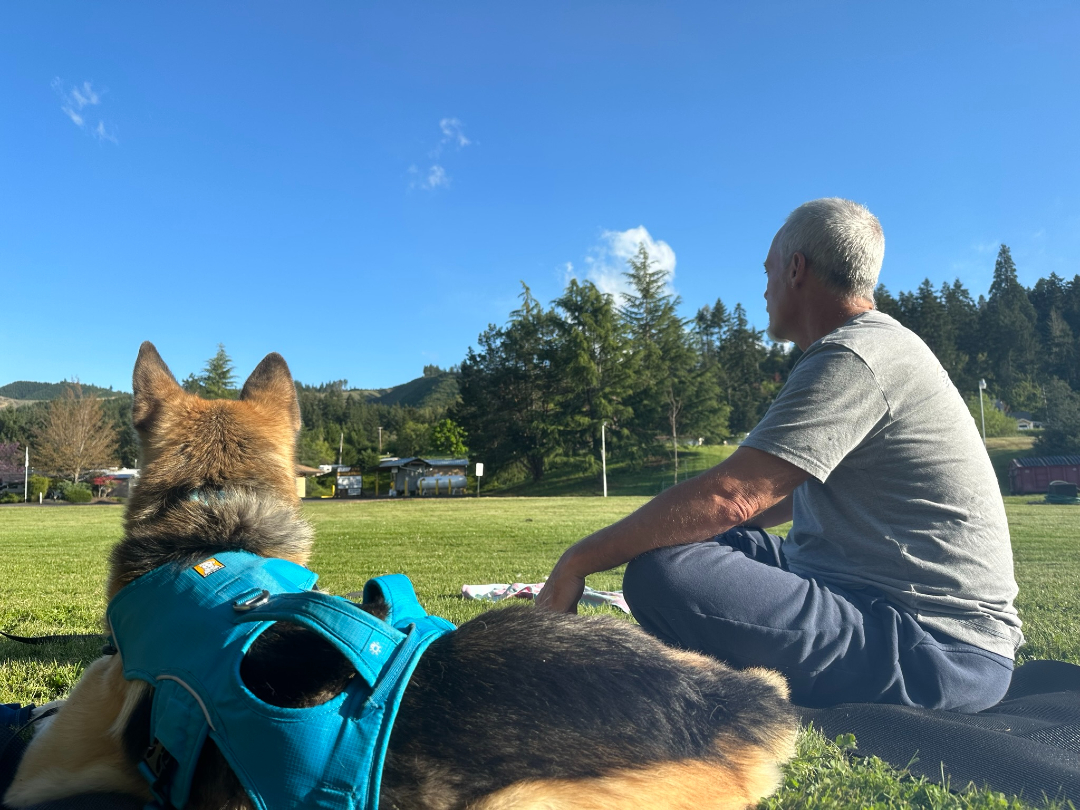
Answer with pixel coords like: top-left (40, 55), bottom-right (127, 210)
top-left (143, 739), bottom-right (174, 779)
top-left (233, 589), bottom-right (271, 612)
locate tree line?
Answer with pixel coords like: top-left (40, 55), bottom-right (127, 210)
top-left (452, 243), bottom-right (1080, 485)
top-left (453, 245), bottom-right (794, 484)
top-left (875, 245), bottom-right (1080, 454)
top-left (2, 244), bottom-right (1079, 492)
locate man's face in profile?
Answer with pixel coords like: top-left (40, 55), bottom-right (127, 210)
top-left (763, 231), bottom-right (793, 344)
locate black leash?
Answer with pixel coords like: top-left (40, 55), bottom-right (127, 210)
top-left (1, 630), bottom-right (106, 645)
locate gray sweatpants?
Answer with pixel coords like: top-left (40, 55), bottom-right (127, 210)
top-left (622, 527), bottom-right (1013, 712)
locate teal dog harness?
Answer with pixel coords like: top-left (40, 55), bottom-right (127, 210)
top-left (106, 550), bottom-right (455, 810)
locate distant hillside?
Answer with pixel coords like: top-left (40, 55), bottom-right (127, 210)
top-left (368, 372), bottom-right (459, 409)
top-left (0, 381), bottom-right (122, 401)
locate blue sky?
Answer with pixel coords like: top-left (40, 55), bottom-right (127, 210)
top-left (2, 2), bottom-right (1078, 392)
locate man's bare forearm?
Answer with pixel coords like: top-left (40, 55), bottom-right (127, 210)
top-left (556, 447), bottom-right (808, 578)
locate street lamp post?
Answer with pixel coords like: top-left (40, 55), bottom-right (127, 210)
top-left (601, 422), bottom-right (608, 498)
top-left (978, 379), bottom-right (988, 446)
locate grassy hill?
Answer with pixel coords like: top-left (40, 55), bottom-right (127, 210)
top-left (0, 381), bottom-right (120, 401)
top-left (367, 372), bottom-right (459, 409)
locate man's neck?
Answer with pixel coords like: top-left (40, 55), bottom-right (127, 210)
top-left (794, 297), bottom-right (874, 351)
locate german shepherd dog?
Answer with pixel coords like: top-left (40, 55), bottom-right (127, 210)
top-left (5, 343), bottom-right (797, 810)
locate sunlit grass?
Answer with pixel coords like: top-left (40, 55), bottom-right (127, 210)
top-left (2, 496), bottom-right (1078, 808)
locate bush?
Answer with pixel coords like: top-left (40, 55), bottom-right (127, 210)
top-left (306, 475), bottom-right (334, 498)
top-left (965, 395), bottom-right (1018, 438)
top-left (60, 482), bottom-right (93, 503)
top-left (28, 475), bottom-right (49, 501)
top-left (0, 492), bottom-right (20, 503)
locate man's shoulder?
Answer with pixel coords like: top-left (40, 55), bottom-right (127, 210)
top-left (811, 310), bottom-right (931, 367)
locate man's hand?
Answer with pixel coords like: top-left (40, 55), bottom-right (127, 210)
top-left (535, 559), bottom-right (585, 613)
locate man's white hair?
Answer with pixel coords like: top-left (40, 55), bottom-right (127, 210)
top-left (777, 198), bottom-right (884, 301)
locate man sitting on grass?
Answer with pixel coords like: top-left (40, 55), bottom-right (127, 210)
top-left (537, 198), bottom-right (1023, 713)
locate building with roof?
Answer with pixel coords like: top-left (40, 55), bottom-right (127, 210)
top-left (376, 457), bottom-right (469, 496)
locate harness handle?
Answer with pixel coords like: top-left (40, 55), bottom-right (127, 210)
top-left (362, 574), bottom-right (431, 629)
top-left (234, 591), bottom-right (405, 688)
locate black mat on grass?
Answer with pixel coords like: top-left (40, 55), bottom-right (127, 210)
top-left (799, 659), bottom-right (1080, 802)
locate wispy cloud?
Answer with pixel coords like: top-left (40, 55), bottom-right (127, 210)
top-left (52, 78), bottom-right (117, 144)
top-left (972, 240), bottom-right (1001, 254)
top-left (568, 226), bottom-right (677, 302)
top-left (408, 164), bottom-right (451, 191)
top-left (410, 118), bottom-right (471, 191)
top-left (439, 118), bottom-right (470, 149)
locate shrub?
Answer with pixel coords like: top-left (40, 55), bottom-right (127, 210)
top-left (60, 482), bottom-right (93, 503)
top-left (306, 476), bottom-right (334, 498)
top-left (0, 492), bottom-right (20, 503)
top-left (28, 475), bottom-right (49, 501)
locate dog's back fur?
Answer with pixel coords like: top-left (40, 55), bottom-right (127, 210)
top-left (5, 343), bottom-right (797, 810)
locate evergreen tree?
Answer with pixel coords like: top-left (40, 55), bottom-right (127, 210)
top-left (719, 304), bottom-right (769, 434)
top-left (980, 245), bottom-right (1039, 396)
top-left (183, 344), bottom-right (238, 399)
top-left (620, 244), bottom-right (690, 454)
top-left (873, 284), bottom-right (903, 321)
top-left (454, 284), bottom-right (560, 482)
top-left (941, 280), bottom-right (980, 392)
top-left (1035, 377), bottom-right (1080, 455)
top-left (552, 279), bottom-right (633, 464)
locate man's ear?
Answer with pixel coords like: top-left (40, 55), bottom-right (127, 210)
top-left (132, 342), bottom-right (182, 431)
top-left (788, 251), bottom-right (809, 287)
top-left (239, 353), bottom-right (301, 433)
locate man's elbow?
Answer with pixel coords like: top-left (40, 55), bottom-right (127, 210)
top-left (710, 491), bottom-right (759, 530)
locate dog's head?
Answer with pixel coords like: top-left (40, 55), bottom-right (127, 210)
top-left (130, 341), bottom-right (301, 506)
top-left (5, 344), bottom-right (338, 810)
top-left (107, 342), bottom-right (312, 598)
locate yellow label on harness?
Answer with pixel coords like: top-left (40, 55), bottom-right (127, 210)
top-left (194, 558), bottom-right (226, 577)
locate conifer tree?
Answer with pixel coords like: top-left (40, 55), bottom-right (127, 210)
top-left (552, 279), bottom-right (633, 463)
top-left (183, 344), bottom-right (238, 399)
top-left (981, 245), bottom-right (1039, 396)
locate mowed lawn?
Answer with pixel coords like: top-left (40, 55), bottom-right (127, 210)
top-left (2, 496), bottom-right (1079, 808)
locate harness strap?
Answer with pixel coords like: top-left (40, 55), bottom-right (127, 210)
top-left (234, 591), bottom-right (406, 689)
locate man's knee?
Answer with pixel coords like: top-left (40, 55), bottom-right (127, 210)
top-left (623, 545), bottom-right (686, 609)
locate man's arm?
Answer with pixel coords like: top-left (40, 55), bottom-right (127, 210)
top-left (744, 493), bottom-right (794, 529)
top-left (535, 446), bottom-right (810, 612)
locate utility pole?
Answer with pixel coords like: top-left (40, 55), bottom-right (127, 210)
top-left (978, 379), bottom-right (988, 446)
top-left (338, 431), bottom-right (343, 466)
top-left (378, 426), bottom-right (383, 454)
top-left (24, 445), bottom-right (29, 503)
top-left (601, 422), bottom-right (607, 498)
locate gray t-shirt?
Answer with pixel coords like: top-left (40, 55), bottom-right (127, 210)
top-left (742, 310), bottom-right (1023, 658)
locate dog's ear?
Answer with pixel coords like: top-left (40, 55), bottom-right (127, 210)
top-left (240, 353), bottom-right (301, 432)
top-left (132, 342), bottom-right (182, 431)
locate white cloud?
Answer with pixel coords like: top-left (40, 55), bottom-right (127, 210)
top-left (94, 121), bottom-right (118, 144)
top-left (70, 82), bottom-right (99, 108)
top-left (408, 163), bottom-right (450, 191)
top-left (52, 78), bottom-right (117, 144)
top-left (411, 118), bottom-right (469, 188)
top-left (972, 240), bottom-right (1000, 254)
top-left (439, 118), bottom-right (470, 149)
top-left (425, 165), bottom-right (449, 189)
top-left (567, 227), bottom-right (677, 302)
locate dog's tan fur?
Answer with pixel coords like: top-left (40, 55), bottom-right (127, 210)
top-left (6, 343), bottom-right (797, 810)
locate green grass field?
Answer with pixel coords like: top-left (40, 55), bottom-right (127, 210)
top-left (2, 496), bottom-right (1079, 808)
